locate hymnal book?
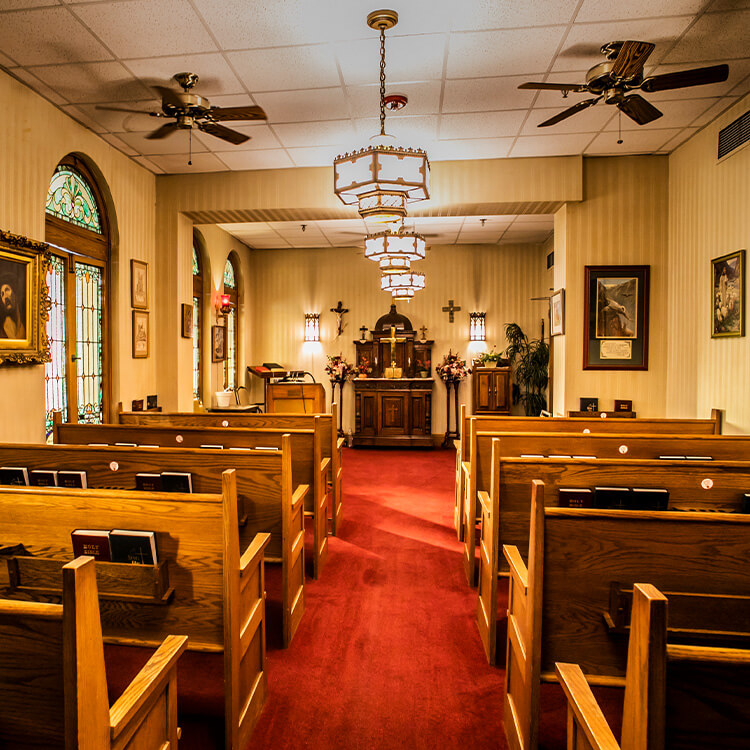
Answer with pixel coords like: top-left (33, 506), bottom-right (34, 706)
top-left (57, 470), bottom-right (87, 488)
top-left (631, 488), bottom-right (669, 510)
top-left (658, 455), bottom-right (686, 460)
top-left (115, 442), bottom-right (137, 447)
top-left (110, 530), bottom-right (157, 565)
top-left (573, 455), bottom-right (597, 459)
top-left (29, 469), bottom-right (58, 487)
top-left (71, 529), bottom-right (112, 561)
top-left (88, 443), bottom-right (109, 446)
top-left (548, 454), bottom-right (572, 459)
top-left (558, 488), bottom-right (594, 508)
top-left (685, 456), bottom-right (713, 461)
top-left (520, 454), bottom-right (544, 458)
top-left (229, 447), bottom-right (253, 451)
top-left (0, 467), bottom-right (29, 486)
top-left (594, 486), bottom-right (631, 509)
top-left (135, 473), bottom-right (163, 492)
top-left (201, 444), bottom-right (224, 449)
top-left (139, 444), bottom-right (160, 448)
top-left (161, 472), bottom-right (192, 493)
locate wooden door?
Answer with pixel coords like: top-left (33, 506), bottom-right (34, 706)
top-left (474, 370), bottom-right (494, 412)
top-left (410, 393), bottom-right (427, 434)
top-left (491, 370), bottom-right (510, 412)
top-left (379, 393), bottom-right (407, 435)
top-left (356, 392), bottom-right (378, 435)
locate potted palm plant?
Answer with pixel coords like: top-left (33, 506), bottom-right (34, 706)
top-left (503, 322), bottom-right (549, 416)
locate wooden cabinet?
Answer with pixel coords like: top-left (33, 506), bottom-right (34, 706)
top-left (472, 367), bottom-right (511, 414)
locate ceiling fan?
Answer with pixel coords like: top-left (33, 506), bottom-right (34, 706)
top-left (97, 72), bottom-right (267, 144)
top-left (519, 41), bottom-right (729, 127)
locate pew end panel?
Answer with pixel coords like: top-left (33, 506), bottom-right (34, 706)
top-left (282, 434), bottom-right (306, 648)
top-left (454, 404), bottom-right (467, 540)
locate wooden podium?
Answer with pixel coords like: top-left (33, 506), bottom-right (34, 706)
top-left (266, 383), bottom-right (325, 413)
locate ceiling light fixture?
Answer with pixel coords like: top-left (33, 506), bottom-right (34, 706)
top-left (381, 270), bottom-right (425, 300)
top-left (364, 228), bottom-right (426, 272)
top-left (333, 10), bottom-right (430, 223)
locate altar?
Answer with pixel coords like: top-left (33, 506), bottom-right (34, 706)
top-left (352, 305), bottom-right (434, 448)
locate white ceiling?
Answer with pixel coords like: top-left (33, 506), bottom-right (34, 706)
top-left (1, 0), bottom-right (748, 177)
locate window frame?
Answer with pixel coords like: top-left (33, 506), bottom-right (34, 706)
top-left (223, 254), bottom-right (240, 390)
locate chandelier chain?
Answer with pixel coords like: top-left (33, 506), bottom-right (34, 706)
top-left (379, 26), bottom-right (387, 136)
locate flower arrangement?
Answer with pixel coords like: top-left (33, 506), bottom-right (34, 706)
top-left (357, 355), bottom-right (373, 375)
top-left (436, 350), bottom-right (470, 382)
top-left (325, 354), bottom-right (356, 383)
top-left (475, 347), bottom-right (508, 367)
top-left (416, 358), bottom-right (431, 373)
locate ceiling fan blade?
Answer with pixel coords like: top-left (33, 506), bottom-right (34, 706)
top-left (518, 82), bottom-right (589, 92)
top-left (95, 105), bottom-right (159, 115)
top-left (209, 105), bottom-right (267, 122)
top-left (611, 40), bottom-right (655, 80)
top-left (617, 94), bottom-right (663, 125)
top-left (641, 63), bottom-right (729, 93)
top-left (152, 85), bottom-right (184, 109)
top-left (537, 97), bottom-right (602, 127)
top-left (198, 121), bottom-right (250, 145)
top-left (145, 122), bottom-right (180, 140)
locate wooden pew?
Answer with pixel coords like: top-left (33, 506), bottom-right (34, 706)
top-left (0, 556), bottom-right (187, 750)
top-left (500, 478), bottom-right (750, 750)
top-left (556, 583), bottom-right (750, 750)
top-left (53, 416), bottom-right (329, 580)
top-left (454, 409), bottom-right (724, 550)
top-left (0, 440), bottom-right (306, 649)
top-left (0, 471), bottom-right (269, 749)
top-left (117, 401), bottom-right (346, 536)
top-left (462, 426), bottom-right (748, 586)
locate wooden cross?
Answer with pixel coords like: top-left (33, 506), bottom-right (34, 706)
top-left (419, 325), bottom-right (428, 340)
top-left (442, 299), bottom-right (461, 323)
top-left (383, 325), bottom-right (406, 368)
top-left (359, 325), bottom-right (368, 341)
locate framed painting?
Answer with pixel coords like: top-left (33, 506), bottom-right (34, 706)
top-left (212, 324), bottom-right (226, 362)
top-left (132, 310), bottom-right (149, 358)
top-left (130, 259), bottom-right (148, 309)
top-left (550, 288), bottom-right (565, 336)
top-left (711, 249), bottom-right (745, 338)
top-left (584, 265), bottom-right (650, 370)
top-left (0, 230), bottom-right (51, 366)
top-left (181, 302), bottom-right (193, 338)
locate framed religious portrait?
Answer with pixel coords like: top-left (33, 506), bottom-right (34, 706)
top-left (212, 324), bottom-right (226, 362)
top-left (0, 230), bottom-right (51, 366)
top-left (130, 259), bottom-right (148, 309)
top-left (181, 303), bottom-right (193, 338)
top-left (132, 310), bottom-right (149, 358)
top-left (583, 265), bottom-right (650, 370)
top-left (549, 288), bottom-right (565, 336)
top-left (711, 249), bottom-right (745, 338)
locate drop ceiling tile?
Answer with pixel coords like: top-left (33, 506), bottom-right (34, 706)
top-left (274, 119), bottom-right (355, 148)
top-left (446, 26), bottom-right (567, 79)
top-left (440, 110), bottom-right (526, 139)
top-left (428, 137), bottom-right (514, 161)
top-left (509, 132), bottom-right (594, 157)
top-left (203, 93), bottom-right (257, 108)
top-left (354, 115), bottom-right (439, 142)
top-left (456, 230), bottom-right (504, 242)
top-left (585, 128), bottom-right (682, 154)
top-left (68, 101), bottom-right (156, 133)
top-left (659, 127), bottom-right (700, 151)
top-left (214, 149), bottom-right (295, 171)
top-left (117, 129), bottom-right (207, 156)
top-left (462, 215), bottom-right (515, 228)
top-left (131, 155), bottom-right (163, 174)
top-left (643, 59), bottom-right (750, 101)
top-left (287, 145), bottom-right (342, 168)
top-left (149, 152), bottom-right (228, 173)
top-left (238, 237), bottom-right (290, 249)
top-left (576, 0), bottom-right (705, 22)
top-left (709, 0), bottom-right (750, 9)
top-left (72, 0), bottom-right (217, 59)
top-left (691, 97), bottom-right (740, 127)
top-left (217, 222), bottom-right (272, 234)
top-left (29, 61), bottom-right (153, 103)
top-left (202, 123), bottom-right (281, 150)
top-left (11, 68), bottom-right (68, 105)
top-left (124, 54), bottom-right (244, 97)
top-left (1, 0), bottom-right (60, 8)
top-left (0, 51), bottom-right (18, 68)
top-left (0, 6), bottom-right (113, 66)
top-left (450, 0), bottom-right (580, 30)
top-left (411, 216), bottom-right (465, 227)
top-left (522, 103), bottom-right (615, 134)
top-left (255, 87), bottom-right (349, 123)
top-left (59, 103), bottom-right (109, 133)
top-left (424, 234), bottom-right (461, 245)
top-left (100, 132), bottom-right (139, 156)
top-left (602, 97), bottom-right (720, 129)
top-left (663, 10), bottom-right (750, 63)
top-left (336, 33), bottom-right (446, 86)
top-left (550, 17), bottom-right (695, 73)
top-left (442, 75), bottom-right (541, 113)
top-left (348, 81), bottom-right (442, 117)
top-left (324, 0), bottom-right (454, 39)
top-left (227, 45), bottom-right (340, 92)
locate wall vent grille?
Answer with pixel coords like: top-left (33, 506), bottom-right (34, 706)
top-left (718, 110), bottom-right (749, 160)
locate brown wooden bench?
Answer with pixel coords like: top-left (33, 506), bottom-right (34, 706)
top-left (556, 583), bottom-right (750, 750)
top-left (0, 439), bottom-right (305, 649)
top-left (462, 425), bottom-right (747, 586)
top-left (53, 416), bottom-right (329, 580)
top-left (117, 401), bottom-right (345, 536)
top-left (500, 478), bottom-right (750, 750)
top-left (454, 408), bottom-right (724, 544)
top-left (0, 470), bottom-right (270, 749)
top-left (0, 556), bottom-right (187, 749)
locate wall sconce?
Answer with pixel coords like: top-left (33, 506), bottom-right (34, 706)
top-left (469, 312), bottom-right (486, 341)
top-left (215, 293), bottom-right (234, 318)
top-left (304, 313), bottom-right (320, 342)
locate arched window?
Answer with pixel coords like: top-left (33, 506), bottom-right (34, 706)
top-left (44, 156), bottom-right (110, 440)
top-left (192, 242), bottom-right (203, 400)
top-left (223, 255), bottom-right (239, 390)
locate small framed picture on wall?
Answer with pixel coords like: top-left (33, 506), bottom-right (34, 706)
top-left (211, 324), bottom-right (226, 362)
top-left (132, 310), bottom-right (149, 358)
top-left (711, 249), bottom-right (745, 338)
top-left (181, 303), bottom-right (193, 338)
top-left (550, 288), bottom-right (565, 336)
top-left (130, 259), bottom-right (148, 309)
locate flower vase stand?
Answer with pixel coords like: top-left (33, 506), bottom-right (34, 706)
top-left (442, 380), bottom-right (461, 447)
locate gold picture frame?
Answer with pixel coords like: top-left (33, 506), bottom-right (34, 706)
top-left (711, 249), bottom-right (745, 338)
top-left (0, 230), bottom-right (51, 366)
top-left (132, 310), bottom-right (149, 358)
top-left (130, 259), bottom-right (148, 309)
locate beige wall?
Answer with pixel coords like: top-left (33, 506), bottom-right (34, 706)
top-left (554, 155), bottom-right (670, 417)
top-left (666, 94), bottom-right (750, 434)
top-left (0, 69), bottom-right (156, 443)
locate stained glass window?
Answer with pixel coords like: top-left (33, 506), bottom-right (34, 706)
top-left (75, 263), bottom-right (104, 424)
top-left (192, 297), bottom-right (201, 398)
top-left (223, 256), bottom-right (239, 389)
top-left (44, 255), bottom-right (68, 442)
top-left (223, 258), bottom-right (236, 288)
top-left (45, 167), bottom-right (103, 234)
top-left (192, 245), bottom-right (200, 276)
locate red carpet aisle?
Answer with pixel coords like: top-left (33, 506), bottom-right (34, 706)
top-left (251, 447), bottom-right (507, 749)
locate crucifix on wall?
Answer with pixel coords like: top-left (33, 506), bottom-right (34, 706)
top-left (442, 299), bottom-right (461, 323)
top-left (330, 300), bottom-right (349, 337)
top-left (419, 325), bottom-right (428, 341)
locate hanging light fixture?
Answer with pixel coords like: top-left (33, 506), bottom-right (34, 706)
top-left (364, 228), bottom-right (426, 272)
top-left (333, 10), bottom-right (430, 223)
top-left (381, 270), bottom-right (425, 300)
